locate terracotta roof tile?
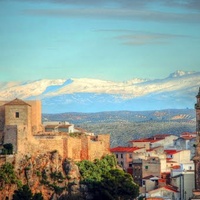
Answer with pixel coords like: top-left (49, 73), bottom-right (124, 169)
top-left (180, 136), bottom-right (196, 140)
top-left (129, 138), bottom-right (162, 143)
top-left (171, 165), bottom-right (180, 169)
top-left (147, 146), bottom-right (162, 152)
top-left (110, 146), bottom-right (142, 153)
top-left (152, 134), bottom-right (170, 139)
top-left (164, 150), bottom-right (180, 155)
top-left (148, 185), bottom-right (178, 193)
top-left (164, 185), bottom-right (179, 193)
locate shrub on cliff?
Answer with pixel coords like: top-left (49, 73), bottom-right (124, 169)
top-left (13, 184), bottom-right (43, 200)
top-left (77, 155), bottom-right (139, 200)
top-left (100, 169), bottom-right (139, 200)
top-left (77, 154), bottom-right (117, 182)
top-left (0, 162), bottom-right (21, 190)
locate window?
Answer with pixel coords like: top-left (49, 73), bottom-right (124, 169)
top-left (15, 112), bottom-right (19, 118)
top-left (129, 154), bottom-right (132, 159)
top-left (121, 161), bottom-right (124, 166)
top-left (129, 163), bottom-right (132, 167)
top-left (116, 154), bottom-right (118, 158)
top-left (121, 154), bottom-right (123, 158)
top-left (142, 180), bottom-right (146, 187)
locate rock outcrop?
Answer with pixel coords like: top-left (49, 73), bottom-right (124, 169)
top-left (0, 151), bottom-right (87, 200)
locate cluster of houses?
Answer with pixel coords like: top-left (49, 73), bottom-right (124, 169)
top-left (110, 132), bottom-right (197, 199)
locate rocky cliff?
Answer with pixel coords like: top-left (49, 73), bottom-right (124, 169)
top-left (0, 151), bottom-right (89, 200)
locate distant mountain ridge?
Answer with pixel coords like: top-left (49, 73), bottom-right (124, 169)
top-left (0, 70), bottom-right (200, 113)
top-left (43, 109), bottom-right (196, 124)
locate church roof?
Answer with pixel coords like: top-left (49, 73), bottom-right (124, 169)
top-left (4, 98), bottom-right (30, 106)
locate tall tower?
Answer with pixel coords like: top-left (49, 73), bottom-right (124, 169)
top-left (192, 88), bottom-right (200, 199)
top-left (195, 88), bottom-right (200, 135)
top-left (3, 98), bottom-right (32, 153)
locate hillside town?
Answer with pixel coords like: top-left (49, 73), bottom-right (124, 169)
top-left (110, 88), bottom-right (200, 199)
top-left (0, 88), bottom-right (199, 200)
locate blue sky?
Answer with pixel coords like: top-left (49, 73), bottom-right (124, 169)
top-left (0, 0), bottom-right (200, 82)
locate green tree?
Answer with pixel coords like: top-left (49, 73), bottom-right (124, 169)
top-left (12, 185), bottom-right (33, 200)
top-left (101, 169), bottom-right (139, 200)
top-left (32, 192), bottom-right (44, 200)
top-left (13, 185), bottom-right (44, 200)
top-left (0, 162), bottom-right (21, 190)
top-left (77, 155), bottom-right (139, 200)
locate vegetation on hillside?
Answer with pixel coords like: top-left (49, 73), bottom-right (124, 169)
top-left (0, 162), bottom-right (21, 190)
top-left (13, 185), bottom-right (43, 200)
top-left (77, 155), bottom-right (139, 200)
top-left (43, 109), bottom-right (196, 147)
top-left (0, 163), bottom-right (44, 199)
top-left (43, 109), bottom-right (195, 124)
top-left (80, 121), bottom-right (195, 147)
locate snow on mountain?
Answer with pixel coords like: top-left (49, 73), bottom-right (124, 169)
top-left (0, 79), bottom-right (66, 100)
top-left (0, 70), bottom-right (199, 113)
top-left (168, 70), bottom-right (196, 78)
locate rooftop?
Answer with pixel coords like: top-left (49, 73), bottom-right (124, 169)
top-left (148, 185), bottom-right (179, 193)
top-left (110, 146), bottom-right (142, 153)
top-left (142, 175), bottom-right (160, 180)
top-left (147, 146), bottom-right (163, 152)
top-left (164, 149), bottom-right (180, 155)
top-left (129, 138), bottom-right (162, 143)
top-left (4, 98), bottom-right (30, 106)
top-left (45, 124), bottom-right (72, 129)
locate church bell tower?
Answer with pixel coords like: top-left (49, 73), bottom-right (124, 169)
top-left (192, 88), bottom-right (200, 198)
top-left (195, 88), bottom-right (200, 134)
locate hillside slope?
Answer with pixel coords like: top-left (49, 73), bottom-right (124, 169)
top-left (43, 109), bottom-right (196, 147)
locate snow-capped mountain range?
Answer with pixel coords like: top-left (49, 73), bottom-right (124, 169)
top-left (0, 70), bottom-right (200, 113)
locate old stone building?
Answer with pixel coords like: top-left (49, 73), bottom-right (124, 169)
top-left (192, 87), bottom-right (200, 199)
top-left (0, 98), bottom-right (110, 164)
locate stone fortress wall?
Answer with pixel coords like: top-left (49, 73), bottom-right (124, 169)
top-left (0, 98), bottom-right (110, 162)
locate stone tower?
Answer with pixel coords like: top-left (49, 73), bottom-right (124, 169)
top-left (4, 98), bottom-right (32, 153)
top-left (192, 88), bottom-right (200, 199)
top-left (195, 88), bottom-right (200, 136)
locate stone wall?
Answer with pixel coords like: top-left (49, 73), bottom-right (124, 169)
top-left (4, 125), bottom-right (18, 152)
top-left (32, 134), bottom-right (111, 162)
top-left (34, 135), bottom-right (64, 156)
top-left (89, 140), bottom-right (108, 160)
top-left (26, 100), bottom-right (42, 133)
top-left (87, 134), bottom-right (110, 160)
top-left (64, 137), bottom-right (82, 161)
top-left (5, 104), bottom-right (31, 127)
top-left (0, 99), bottom-right (111, 165)
top-left (0, 102), bottom-right (6, 131)
top-left (0, 155), bottom-right (15, 167)
top-left (96, 134), bottom-right (110, 152)
top-left (80, 136), bottom-right (90, 160)
top-left (17, 125), bottom-right (33, 155)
